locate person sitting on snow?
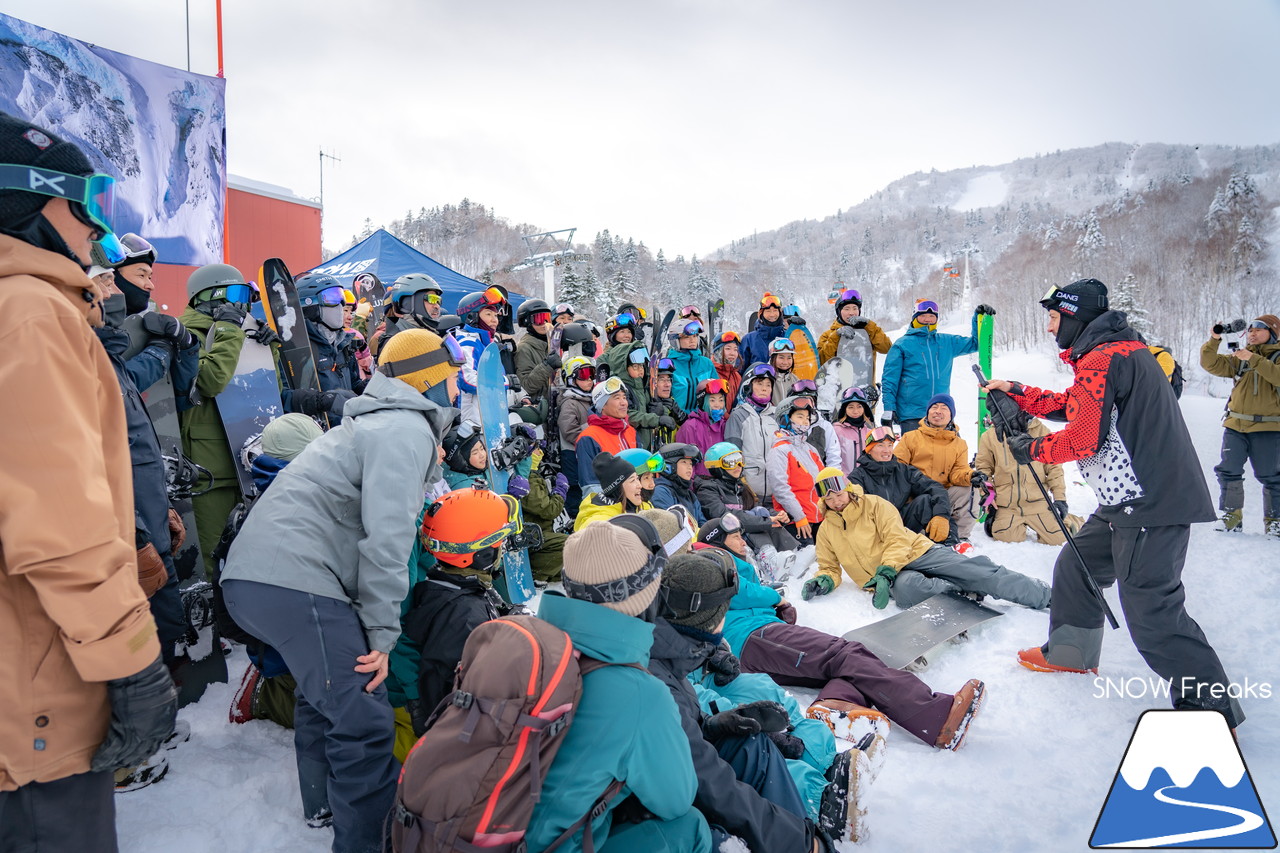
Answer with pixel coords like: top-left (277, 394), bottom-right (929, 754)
top-left (973, 411), bottom-right (1084, 544)
top-left (892, 393), bottom-right (987, 543)
top-left (849, 427), bottom-right (959, 546)
top-left (575, 448), bottom-right (659, 530)
top-left (806, 468), bottom-right (1051, 612)
top-left (696, 512), bottom-right (986, 752)
top-left (652, 442), bottom-right (709, 525)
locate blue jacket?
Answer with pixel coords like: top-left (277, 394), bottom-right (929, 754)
top-left (710, 547), bottom-right (784, 657)
top-left (280, 321), bottom-right (362, 414)
top-left (665, 347), bottom-right (718, 413)
top-left (454, 324), bottom-right (494, 396)
top-left (738, 319), bottom-right (787, 371)
top-left (651, 473), bottom-right (707, 525)
top-left (527, 593), bottom-right (709, 852)
top-left (880, 314), bottom-right (979, 420)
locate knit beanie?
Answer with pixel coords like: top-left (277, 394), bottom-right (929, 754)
top-left (925, 393), bottom-right (956, 423)
top-left (1041, 278), bottom-right (1108, 324)
top-left (593, 451), bottom-right (636, 501)
top-left (638, 508), bottom-right (694, 556)
top-left (261, 413), bottom-right (324, 461)
top-left (379, 328), bottom-right (457, 392)
top-left (0, 112), bottom-right (96, 229)
top-left (661, 551), bottom-right (736, 633)
top-left (562, 518), bottom-right (663, 616)
top-left (1255, 314), bottom-right (1280, 344)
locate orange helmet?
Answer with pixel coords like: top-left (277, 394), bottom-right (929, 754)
top-left (420, 486), bottom-right (518, 569)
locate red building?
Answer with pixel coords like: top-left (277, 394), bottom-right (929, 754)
top-left (149, 175), bottom-right (322, 315)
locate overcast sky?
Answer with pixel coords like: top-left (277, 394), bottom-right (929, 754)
top-left (6, 0), bottom-right (1280, 258)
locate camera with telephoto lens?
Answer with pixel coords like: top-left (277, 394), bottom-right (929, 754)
top-left (1213, 319), bottom-right (1247, 335)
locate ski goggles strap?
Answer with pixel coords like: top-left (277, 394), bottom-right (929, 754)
top-left (379, 335), bottom-right (467, 377)
top-left (562, 515), bottom-right (667, 605)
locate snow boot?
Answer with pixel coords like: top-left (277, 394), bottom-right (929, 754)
top-left (305, 808), bottom-right (334, 829)
top-left (935, 679), bottom-right (985, 751)
top-left (820, 731), bottom-right (887, 844)
top-left (1017, 645), bottom-right (1097, 674)
top-left (1215, 508), bottom-right (1243, 533)
top-left (229, 663), bottom-right (262, 724)
top-left (162, 719), bottom-right (191, 750)
top-left (806, 699), bottom-right (890, 744)
top-left (756, 545), bottom-right (800, 583)
top-left (114, 754), bottom-right (169, 793)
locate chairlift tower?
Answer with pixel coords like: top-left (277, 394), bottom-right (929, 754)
top-left (957, 243), bottom-right (980, 311)
top-left (510, 229), bottom-right (578, 303)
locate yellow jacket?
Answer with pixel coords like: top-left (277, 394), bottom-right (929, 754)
top-left (815, 485), bottom-right (934, 589)
top-left (573, 495), bottom-right (655, 531)
top-left (894, 422), bottom-right (974, 488)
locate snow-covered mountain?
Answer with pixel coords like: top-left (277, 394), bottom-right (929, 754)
top-left (1118, 711), bottom-right (1245, 790)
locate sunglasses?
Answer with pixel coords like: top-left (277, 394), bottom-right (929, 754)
top-left (914, 300), bottom-right (940, 315)
top-left (828, 288), bottom-right (862, 304)
top-left (0, 164), bottom-right (125, 263)
top-left (769, 338), bottom-right (796, 353)
top-left (745, 363), bottom-right (777, 378)
top-left (379, 333), bottom-right (467, 378)
top-left (679, 305), bottom-right (702, 318)
top-left (760, 293), bottom-right (782, 309)
top-left (679, 320), bottom-right (704, 336)
top-left (864, 426), bottom-right (898, 447)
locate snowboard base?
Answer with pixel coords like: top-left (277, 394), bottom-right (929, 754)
top-left (842, 592), bottom-right (1004, 670)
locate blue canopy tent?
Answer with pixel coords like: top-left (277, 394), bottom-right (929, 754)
top-left (303, 228), bottom-right (525, 315)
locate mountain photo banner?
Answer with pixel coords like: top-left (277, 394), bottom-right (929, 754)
top-left (0, 12), bottom-right (227, 265)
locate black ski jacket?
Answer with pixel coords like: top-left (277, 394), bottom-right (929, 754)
top-left (402, 570), bottom-right (502, 715)
top-left (693, 474), bottom-right (773, 537)
top-left (849, 452), bottom-right (951, 519)
top-left (647, 618), bottom-right (813, 853)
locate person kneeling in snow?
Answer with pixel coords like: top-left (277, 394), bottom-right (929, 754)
top-left (806, 468), bottom-right (1052, 611)
top-left (697, 513), bottom-right (986, 752)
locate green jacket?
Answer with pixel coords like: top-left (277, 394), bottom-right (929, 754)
top-left (1200, 338), bottom-right (1280, 432)
top-left (614, 341), bottom-right (660, 447)
top-left (178, 307), bottom-right (248, 482)
top-left (514, 331), bottom-right (554, 401)
top-left (522, 471), bottom-right (564, 528)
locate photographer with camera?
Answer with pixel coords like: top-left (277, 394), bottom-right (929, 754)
top-left (1201, 314), bottom-right (1280, 535)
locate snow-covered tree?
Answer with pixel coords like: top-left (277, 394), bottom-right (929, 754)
top-left (1109, 274), bottom-right (1151, 337)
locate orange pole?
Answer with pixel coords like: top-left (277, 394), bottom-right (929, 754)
top-left (215, 0), bottom-right (225, 78)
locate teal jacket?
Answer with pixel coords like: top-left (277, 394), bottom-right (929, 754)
top-left (880, 313), bottom-right (979, 420)
top-left (386, 506), bottom-right (434, 708)
top-left (526, 593), bottom-right (708, 852)
top-left (665, 347), bottom-right (718, 413)
top-left (713, 548), bottom-right (784, 657)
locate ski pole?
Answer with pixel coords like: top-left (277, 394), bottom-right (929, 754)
top-left (972, 365), bottom-right (1120, 630)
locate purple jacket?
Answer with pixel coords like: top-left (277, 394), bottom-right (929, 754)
top-left (675, 410), bottom-right (727, 478)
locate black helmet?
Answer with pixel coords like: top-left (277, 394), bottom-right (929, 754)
top-left (516, 298), bottom-right (552, 329)
top-left (436, 314), bottom-right (463, 336)
top-left (442, 422), bottom-right (486, 476)
top-left (456, 287), bottom-right (506, 326)
top-left (295, 272), bottom-right (344, 306)
top-left (559, 320), bottom-right (596, 352)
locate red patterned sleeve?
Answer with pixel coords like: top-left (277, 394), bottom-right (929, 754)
top-left (1024, 349), bottom-right (1114, 464)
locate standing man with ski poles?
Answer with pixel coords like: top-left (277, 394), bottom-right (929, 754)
top-left (981, 279), bottom-right (1243, 729)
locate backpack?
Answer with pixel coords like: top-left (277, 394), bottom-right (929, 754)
top-left (1148, 345), bottom-right (1184, 399)
top-left (392, 615), bottom-right (635, 853)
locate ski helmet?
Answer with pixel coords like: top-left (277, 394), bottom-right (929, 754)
top-left (713, 331), bottom-right (742, 354)
top-left (704, 442), bottom-right (745, 473)
top-left (657, 443), bottom-right (701, 475)
top-left (777, 394), bottom-right (815, 432)
top-left (516, 298), bottom-right (552, 329)
top-left (831, 287), bottom-right (862, 321)
top-left (696, 377), bottom-right (729, 412)
top-left (815, 467), bottom-right (849, 498)
top-left (116, 232), bottom-right (157, 268)
top-left (436, 314), bottom-right (463, 337)
top-left (559, 320), bottom-right (597, 357)
top-left (552, 302), bottom-right (575, 321)
top-left (295, 272), bottom-right (347, 331)
top-left (187, 263), bottom-right (251, 305)
top-left (563, 354), bottom-right (597, 385)
top-left (420, 485), bottom-right (518, 570)
top-left (387, 272), bottom-right (444, 318)
top-left (605, 312), bottom-right (638, 344)
top-left (620, 447), bottom-right (664, 477)
top-left (617, 302), bottom-right (647, 322)
top-left (456, 286), bottom-right (507, 327)
top-left (836, 386), bottom-right (871, 422)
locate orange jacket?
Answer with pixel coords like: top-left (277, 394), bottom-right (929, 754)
top-left (894, 422), bottom-right (975, 488)
top-left (0, 236), bottom-right (160, 791)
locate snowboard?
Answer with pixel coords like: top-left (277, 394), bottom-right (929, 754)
top-left (353, 272), bottom-right (386, 326)
top-left (649, 308), bottom-right (676, 400)
top-left (836, 325), bottom-right (876, 389)
top-left (708, 298), bottom-right (725, 339)
top-left (478, 342), bottom-right (536, 605)
top-left (787, 323), bottom-right (820, 381)
top-left (259, 258), bottom-right (323, 406)
top-left (841, 592), bottom-right (1004, 671)
top-left (175, 579), bottom-right (227, 707)
top-left (976, 312), bottom-right (993, 436)
top-left (215, 320), bottom-right (284, 503)
top-left (815, 357), bottom-right (855, 419)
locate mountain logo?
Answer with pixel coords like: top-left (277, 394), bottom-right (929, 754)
top-left (1090, 710), bottom-right (1275, 848)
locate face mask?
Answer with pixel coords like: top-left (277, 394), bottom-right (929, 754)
top-left (709, 408), bottom-right (725, 423)
top-left (319, 305), bottom-right (345, 331)
top-left (1054, 314), bottom-right (1086, 350)
top-left (422, 381), bottom-right (453, 407)
top-left (102, 292), bottom-right (127, 327)
top-left (114, 273), bottom-right (151, 315)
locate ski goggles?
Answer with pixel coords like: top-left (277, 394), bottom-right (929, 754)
top-left (203, 283), bottom-right (256, 306)
top-left (529, 311), bottom-right (551, 325)
top-left (744, 363), bottom-right (777, 378)
top-left (840, 386), bottom-right (870, 404)
top-left (864, 426), bottom-right (898, 448)
top-left (787, 396), bottom-right (814, 410)
top-left (716, 331), bottom-right (742, 345)
top-left (677, 320), bottom-right (704, 336)
top-left (655, 358), bottom-right (676, 374)
top-left (660, 443), bottom-right (702, 464)
top-left (553, 302), bottom-right (575, 317)
top-left (613, 313), bottom-right (638, 327)
top-left (828, 288), bottom-right (862, 304)
top-left (568, 363), bottom-right (597, 383)
top-left (791, 379), bottom-right (818, 396)
top-left (759, 293), bottom-right (782, 309)
top-left (0, 165), bottom-right (126, 263)
top-left (699, 378), bottom-right (728, 396)
top-left (768, 338), bottom-right (796, 353)
top-left (422, 494), bottom-right (521, 554)
top-left (816, 470), bottom-right (850, 497)
top-left (631, 451), bottom-right (665, 475)
top-left (1248, 320), bottom-right (1272, 331)
top-left (913, 300), bottom-right (940, 316)
top-left (595, 375), bottom-right (626, 397)
top-left (118, 232), bottom-right (155, 263)
top-left (628, 347), bottom-right (650, 365)
top-left (482, 286), bottom-right (507, 305)
top-left (707, 449), bottom-right (745, 469)
top-left (562, 514), bottom-right (666, 605)
top-left (782, 305), bottom-right (802, 319)
top-left (379, 333), bottom-right (467, 377)
top-left (679, 305), bottom-right (702, 318)
top-left (312, 285), bottom-right (348, 307)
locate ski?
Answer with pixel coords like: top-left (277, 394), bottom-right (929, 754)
top-left (258, 259), bottom-right (324, 406)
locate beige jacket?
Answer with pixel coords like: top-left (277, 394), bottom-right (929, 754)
top-left (815, 484), bottom-right (934, 589)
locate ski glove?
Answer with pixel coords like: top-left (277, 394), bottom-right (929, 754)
top-left (167, 507), bottom-right (186, 552)
top-left (925, 515), bottom-right (951, 542)
top-left (1053, 500), bottom-right (1069, 518)
top-left (551, 473), bottom-right (570, 500)
top-left (734, 700), bottom-right (791, 733)
top-left (90, 655), bottom-right (178, 773)
top-left (706, 641), bottom-right (741, 687)
top-left (141, 312), bottom-right (194, 349)
top-left (767, 730), bottom-right (807, 760)
top-left (1006, 432), bottom-right (1036, 466)
top-left (775, 600), bottom-right (798, 624)
top-left (986, 389), bottom-right (1027, 440)
top-left (862, 565), bottom-right (899, 610)
top-left (656, 415), bottom-right (677, 430)
top-left (801, 574), bottom-right (835, 601)
top-left (880, 411), bottom-right (895, 427)
top-left (786, 316), bottom-right (807, 327)
top-left (703, 708), bottom-right (764, 740)
top-left (507, 475), bottom-right (531, 500)
top-left (975, 304), bottom-right (997, 316)
top-left (135, 542), bottom-right (168, 598)
top-left (837, 325), bottom-right (857, 339)
top-left (969, 470), bottom-right (989, 489)
top-left (249, 322), bottom-right (281, 347)
top-left (210, 302), bottom-right (246, 326)
top-left (851, 317), bottom-right (870, 329)
top-left (543, 351), bottom-right (563, 369)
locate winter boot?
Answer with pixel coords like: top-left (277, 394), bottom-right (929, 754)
top-left (305, 808), bottom-right (334, 830)
top-left (1215, 508), bottom-right (1243, 533)
top-left (756, 545), bottom-right (801, 583)
top-left (1017, 645), bottom-right (1097, 674)
top-left (162, 719), bottom-right (191, 750)
top-left (819, 732), bottom-right (888, 844)
top-left (806, 699), bottom-right (890, 744)
top-left (114, 754), bottom-right (169, 793)
top-left (229, 663), bottom-right (262, 724)
top-left (935, 679), bottom-right (985, 751)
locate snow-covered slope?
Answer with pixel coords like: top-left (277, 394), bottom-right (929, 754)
top-left (115, 342), bottom-right (1280, 853)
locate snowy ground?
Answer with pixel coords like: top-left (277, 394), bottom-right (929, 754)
top-left (117, 344), bottom-right (1280, 853)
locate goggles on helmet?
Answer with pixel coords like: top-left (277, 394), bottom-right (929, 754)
top-left (422, 493), bottom-right (521, 555)
top-left (914, 300), bottom-right (940, 315)
top-left (707, 449), bottom-right (745, 469)
top-left (759, 293), bottom-right (782, 309)
top-left (791, 379), bottom-right (818, 395)
top-left (656, 358), bottom-right (676, 374)
top-left (768, 338), bottom-right (796, 353)
top-left (717, 331), bottom-right (742, 345)
top-left (553, 302), bottom-right (575, 316)
top-left (679, 305), bottom-right (702, 318)
top-left (596, 375), bottom-right (626, 397)
top-left (864, 425), bottom-right (898, 448)
top-left (840, 386), bottom-right (869, 403)
top-left (631, 450), bottom-right (665, 474)
top-left (628, 347), bottom-right (650, 365)
top-left (569, 363), bottom-right (596, 383)
top-left (482, 285), bottom-right (506, 306)
top-left (0, 165), bottom-right (125, 264)
top-left (700, 378), bottom-right (728, 396)
top-left (379, 333), bottom-right (467, 378)
top-left (815, 470), bottom-right (850, 497)
top-left (562, 515), bottom-right (667, 605)
top-left (118, 232), bottom-right (155, 263)
top-left (678, 320), bottom-right (704, 336)
top-left (312, 285), bottom-right (347, 307)
top-left (788, 395), bottom-right (814, 410)
top-left (829, 288), bottom-right (862, 305)
top-left (745, 363), bottom-right (777, 378)
top-left (782, 305), bottom-right (802, 318)
top-left (197, 283), bottom-right (256, 306)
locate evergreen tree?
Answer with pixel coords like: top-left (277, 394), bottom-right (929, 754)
top-left (1110, 274), bottom-right (1151, 337)
top-left (1073, 208), bottom-right (1106, 263)
top-left (558, 263), bottom-right (591, 311)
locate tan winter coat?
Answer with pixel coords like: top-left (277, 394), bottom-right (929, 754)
top-left (973, 419), bottom-right (1065, 511)
top-left (894, 422), bottom-right (974, 488)
top-left (0, 236), bottom-right (160, 791)
top-left (1200, 338), bottom-right (1280, 433)
top-left (815, 484), bottom-right (933, 589)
